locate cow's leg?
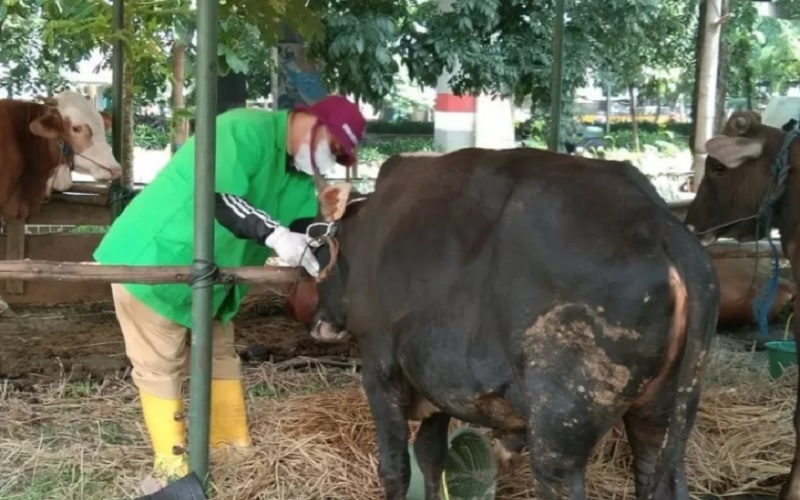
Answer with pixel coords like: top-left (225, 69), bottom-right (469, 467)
top-left (623, 396), bottom-right (695, 500)
top-left (362, 363), bottom-right (411, 500)
top-left (779, 292), bottom-right (800, 500)
top-left (412, 412), bottom-right (451, 500)
top-left (525, 381), bottom-right (611, 500)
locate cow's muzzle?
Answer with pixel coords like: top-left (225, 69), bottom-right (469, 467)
top-left (310, 319), bottom-right (349, 343)
top-left (686, 224), bottom-right (717, 247)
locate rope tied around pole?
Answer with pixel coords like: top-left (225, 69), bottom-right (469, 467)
top-left (751, 128), bottom-right (798, 336)
top-left (190, 258), bottom-right (220, 288)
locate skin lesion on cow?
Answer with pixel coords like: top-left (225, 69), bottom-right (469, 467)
top-left (524, 302), bottom-right (640, 408)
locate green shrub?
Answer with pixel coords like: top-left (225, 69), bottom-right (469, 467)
top-left (365, 120), bottom-right (434, 135)
top-left (359, 137), bottom-right (436, 166)
top-left (134, 123), bottom-right (170, 150)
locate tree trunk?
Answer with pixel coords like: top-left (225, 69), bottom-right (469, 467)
top-left (745, 67), bottom-right (754, 110)
top-left (628, 84), bottom-right (639, 152)
top-left (170, 42), bottom-right (188, 153)
top-left (689, 0), bottom-right (707, 155)
top-left (121, 57), bottom-right (135, 189)
top-left (714, 0), bottom-right (729, 135)
top-left (605, 81), bottom-right (612, 135)
top-left (692, 0), bottom-right (722, 190)
top-left (655, 82), bottom-right (662, 124)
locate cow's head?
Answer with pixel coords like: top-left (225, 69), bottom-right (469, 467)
top-left (290, 182), bottom-right (369, 343)
top-left (685, 111), bottom-right (789, 245)
top-left (37, 91), bottom-right (121, 183)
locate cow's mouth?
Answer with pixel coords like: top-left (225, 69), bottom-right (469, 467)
top-left (310, 319), bottom-right (350, 343)
top-left (687, 224), bottom-right (718, 247)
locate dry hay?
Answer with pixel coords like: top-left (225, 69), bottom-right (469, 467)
top-left (0, 338), bottom-right (796, 499)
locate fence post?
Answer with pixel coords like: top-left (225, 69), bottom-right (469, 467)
top-left (188, 0), bottom-right (219, 487)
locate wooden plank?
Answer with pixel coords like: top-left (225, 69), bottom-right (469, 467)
top-left (64, 182), bottom-right (112, 196)
top-left (0, 234), bottom-right (108, 305)
top-left (5, 221), bottom-right (25, 294)
top-left (49, 192), bottom-right (108, 206)
top-left (0, 259), bottom-right (302, 286)
top-left (27, 199), bottom-right (111, 226)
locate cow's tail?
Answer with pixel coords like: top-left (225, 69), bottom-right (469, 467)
top-left (644, 227), bottom-right (719, 499)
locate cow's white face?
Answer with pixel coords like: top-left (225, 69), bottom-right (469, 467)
top-left (52, 91), bottom-right (121, 182)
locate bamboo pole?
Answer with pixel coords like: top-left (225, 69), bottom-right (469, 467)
top-left (190, 0), bottom-right (218, 483)
top-left (0, 260), bottom-right (303, 285)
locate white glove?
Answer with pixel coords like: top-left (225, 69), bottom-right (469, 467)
top-left (265, 226), bottom-right (321, 277)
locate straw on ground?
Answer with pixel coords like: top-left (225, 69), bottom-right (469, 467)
top-left (0, 337), bottom-right (794, 499)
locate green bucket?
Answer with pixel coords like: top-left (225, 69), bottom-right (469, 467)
top-left (765, 340), bottom-right (798, 380)
top-left (407, 426), bottom-right (498, 500)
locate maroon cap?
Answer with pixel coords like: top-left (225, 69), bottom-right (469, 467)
top-left (295, 95), bottom-right (367, 167)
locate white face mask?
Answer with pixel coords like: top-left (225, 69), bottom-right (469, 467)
top-left (294, 129), bottom-right (338, 177)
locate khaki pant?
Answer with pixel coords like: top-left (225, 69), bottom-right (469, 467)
top-left (111, 284), bottom-right (241, 399)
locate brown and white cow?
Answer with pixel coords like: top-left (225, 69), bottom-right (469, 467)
top-left (0, 90), bottom-right (120, 220)
top-left (685, 110), bottom-right (800, 500)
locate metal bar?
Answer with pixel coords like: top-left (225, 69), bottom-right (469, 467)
top-left (548, 0), bottom-right (566, 152)
top-left (189, 0), bottom-right (219, 487)
top-left (110, 0), bottom-right (125, 220)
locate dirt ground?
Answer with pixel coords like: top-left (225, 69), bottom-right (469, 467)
top-left (0, 295), bottom-right (360, 389)
top-left (0, 293), bottom-right (791, 389)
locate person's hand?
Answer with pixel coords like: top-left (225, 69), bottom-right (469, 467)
top-left (265, 226), bottom-right (321, 277)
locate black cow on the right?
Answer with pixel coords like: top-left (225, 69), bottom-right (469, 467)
top-left (685, 110), bottom-right (800, 500)
top-left (306, 147), bottom-right (719, 500)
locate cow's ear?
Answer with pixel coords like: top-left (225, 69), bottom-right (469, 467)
top-left (30, 113), bottom-right (64, 139)
top-left (100, 111), bottom-right (113, 131)
top-left (705, 136), bottom-right (763, 169)
top-left (319, 182), bottom-right (352, 222)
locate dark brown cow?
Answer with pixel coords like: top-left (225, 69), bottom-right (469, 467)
top-left (0, 92), bottom-right (119, 221)
top-left (685, 111), bottom-right (800, 500)
top-left (297, 148), bottom-right (719, 500)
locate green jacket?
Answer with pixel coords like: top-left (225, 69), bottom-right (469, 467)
top-left (93, 108), bottom-right (318, 328)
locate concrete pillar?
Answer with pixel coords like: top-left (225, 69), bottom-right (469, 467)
top-left (434, 81), bottom-right (476, 151)
top-left (433, 0), bottom-right (515, 152)
top-left (474, 94), bottom-right (516, 149)
top-left (433, 0), bottom-right (475, 152)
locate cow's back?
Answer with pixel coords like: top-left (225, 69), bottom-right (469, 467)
top-left (347, 147), bottom-right (700, 369)
top-left (0, 100), bottom-right (59, 217)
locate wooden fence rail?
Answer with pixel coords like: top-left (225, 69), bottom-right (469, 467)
top-left (0, 239), bottom-right (785, 289)
top-left (0, 260), bottom-right (303, 285)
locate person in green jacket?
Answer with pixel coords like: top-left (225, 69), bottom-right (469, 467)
top-left (93, 95), bottom-right (367, 479)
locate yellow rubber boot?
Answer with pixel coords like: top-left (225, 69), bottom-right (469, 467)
top-left (209, 379), bottom-right (252, 448)
top-left (139, 391), bottom-right (188, 479)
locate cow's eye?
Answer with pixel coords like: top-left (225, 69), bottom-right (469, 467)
top-left (710, 161), bottom-right (727, 175)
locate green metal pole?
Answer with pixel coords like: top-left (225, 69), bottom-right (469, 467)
top-left (188, 0), bottom-right (218, 487)
top-left (110, 0), bottom-right (124, 219)
top-left (548, 0), bottom-right (566, 152)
